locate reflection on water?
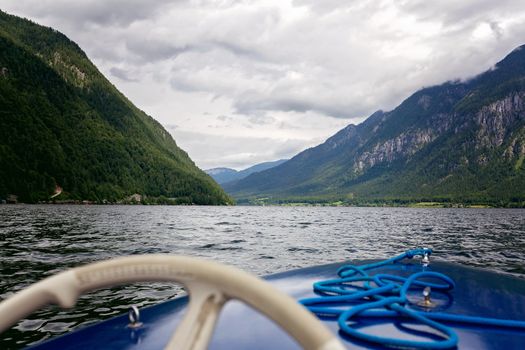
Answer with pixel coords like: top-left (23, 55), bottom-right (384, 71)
top-left (0, 205), bottom-right (524, 348)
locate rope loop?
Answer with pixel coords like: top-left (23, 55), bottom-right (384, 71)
top-left (300, 249), bottom-right (525, 349)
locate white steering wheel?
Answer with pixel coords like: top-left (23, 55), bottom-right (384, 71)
top-left (0, 255), bottom-right (345, 350)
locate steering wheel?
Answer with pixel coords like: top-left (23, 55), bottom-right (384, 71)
top-left (0, 255), bottom-right (345, 350)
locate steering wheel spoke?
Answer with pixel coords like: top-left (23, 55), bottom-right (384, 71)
top-left (166, 283), bottom-right (227, 350)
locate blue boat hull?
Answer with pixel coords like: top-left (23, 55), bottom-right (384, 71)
top-left (29, 260), bottom-right (525, 349)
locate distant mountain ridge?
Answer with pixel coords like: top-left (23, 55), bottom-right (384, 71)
top-left (225, 45), bottom-right (525, 205)
top-left (0, 10), bottom-right (231, 204)
top-left (205, 168), bottom-right (239, 184)
top-left (206, 159), bottom-right (288, 184)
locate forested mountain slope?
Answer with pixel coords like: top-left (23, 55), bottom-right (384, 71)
top-left (0, 10), bottom-right (231, 204)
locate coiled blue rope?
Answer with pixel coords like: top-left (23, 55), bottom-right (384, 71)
top-left (299, 249), bottom-right (525, 349)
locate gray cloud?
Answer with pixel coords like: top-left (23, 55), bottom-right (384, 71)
top-left (291, 0), bottom-right (356, 15)
top-left (211, 40), bottom-right (266, 60)
top-left (489, 21), bottom-right (503, 39)
top-left (216, 115), bottom-right (231, 122)
top-left (125, 39), bottom-right (193, 63)
top-left (4, 0), bottom-right (177, 27)
top-left (248, 115), bottom-right (276, 126)
top-left (234, 94), bottom-right (367, 120)
top-left (168, 129), bottom-right (314, 170)
top-left (109, 67), bottom-right (137, 82)
top-left (169, 75), bottom-right (203, 93)
top-left (397, 0), bottom-right (524, 26)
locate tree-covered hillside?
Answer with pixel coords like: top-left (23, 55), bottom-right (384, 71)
top-left (0, 10), bottom-right (232, 204)
top-left (225, 46), bottom-right (525, 206)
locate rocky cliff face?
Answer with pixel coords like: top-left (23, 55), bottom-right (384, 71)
top-left (474, 93), bottom-right (524, 149)
top-left (225, 45), bottom-right (525, 204)
top-left (355, 128), bottom-right (437, 172)
top-left (354, 91), bottom-right (525, 173)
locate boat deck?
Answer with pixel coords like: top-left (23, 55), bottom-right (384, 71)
top-left (29, 260), bottom-right (525, 349)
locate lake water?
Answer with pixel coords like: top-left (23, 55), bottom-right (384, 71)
top-left (0, 205), bottom-right (524, 348)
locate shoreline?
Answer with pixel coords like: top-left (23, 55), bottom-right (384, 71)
top-left (1, 201), bottom-right (524, 208)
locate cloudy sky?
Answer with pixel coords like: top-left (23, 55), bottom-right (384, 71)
top-left (3, 1), bottom-right (525, 170)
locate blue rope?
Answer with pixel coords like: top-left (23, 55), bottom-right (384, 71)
top-left (299, 249), bottom-right (525, 349)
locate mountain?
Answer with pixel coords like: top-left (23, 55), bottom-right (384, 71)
top-left (225, 46), bottom-right (525, 206)
top-left (206, 159), bottom-right (288, 184)
top-left (205, 168), bottom-right (239, 184)
top-left (0, 11), bottom-right (232, 204)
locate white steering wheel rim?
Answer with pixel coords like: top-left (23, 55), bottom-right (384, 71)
top-left (0, 255), bottom-right (345, 350)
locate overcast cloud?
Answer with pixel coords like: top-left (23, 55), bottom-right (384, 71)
top-left (2, 0), bottom-right (525, 169)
